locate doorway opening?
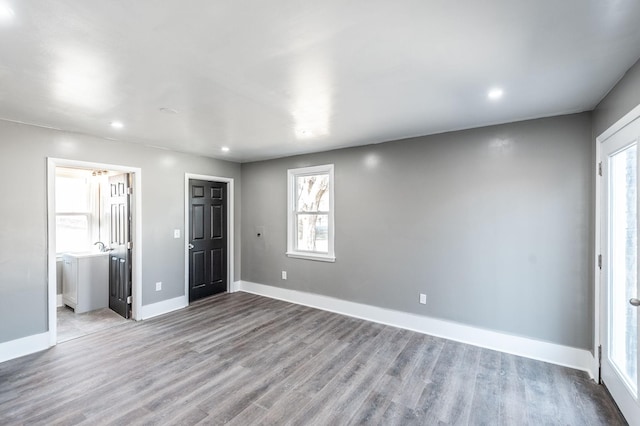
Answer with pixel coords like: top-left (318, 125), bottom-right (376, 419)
top-left (47, 158), bottom-right (142, 346)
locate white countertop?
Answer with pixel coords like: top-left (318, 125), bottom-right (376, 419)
top-left (63, 251), bottom-right (111, 259)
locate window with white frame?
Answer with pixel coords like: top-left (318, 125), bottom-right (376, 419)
top-left (287, 164), bottom-right (335, 262)
top-left (55, 173), bottom-right (99, 254)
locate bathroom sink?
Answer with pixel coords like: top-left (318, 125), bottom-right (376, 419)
top-left (65, 251), bottom-right (110, 258)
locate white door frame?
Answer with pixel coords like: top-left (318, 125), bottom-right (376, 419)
top-left (184, 174), bottom-right (235, 301)
top-left (595, 103), bottom-right (640, 381)
top-left (47, 158), bottom-right (143, 346)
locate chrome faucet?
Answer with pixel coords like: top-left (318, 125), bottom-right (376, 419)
top-left (94, 241), bottom-right (106, 252)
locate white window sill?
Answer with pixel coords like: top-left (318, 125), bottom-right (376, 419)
top-left (286, 252), bottom-right (336, 263)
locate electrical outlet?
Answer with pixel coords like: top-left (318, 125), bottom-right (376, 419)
top-left (419, 293), bottom-right (427, 304)
top-left (281, 271), bottom-right (287, 280)
top-left (156, 282), bottom-right (162, 291)
top-left (173, 229), bottom-right (180, 238)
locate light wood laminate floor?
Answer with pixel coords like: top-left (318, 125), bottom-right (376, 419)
top-left (0, 292), bottom-right (627, 425)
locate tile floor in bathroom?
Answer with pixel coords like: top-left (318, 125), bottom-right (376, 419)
top-left (57, 305), bottom-right (128, 343)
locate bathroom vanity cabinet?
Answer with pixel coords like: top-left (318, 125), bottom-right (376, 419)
top-left (62, 252), bottom-right (109, 314)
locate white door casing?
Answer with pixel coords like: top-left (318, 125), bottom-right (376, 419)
top-left (47, 158), bottom-right (143, 345)
top-left (598, 109), bottom-right (640, 426)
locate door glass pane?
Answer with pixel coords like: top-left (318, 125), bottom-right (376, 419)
top-left (609, 143), bottom-right (638, 395)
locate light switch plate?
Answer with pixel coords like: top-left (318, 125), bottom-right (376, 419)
top-left (174, 229), bottom-right (180, 238)
top-left (156, 282), bottom-right (162, 291)
top-left (419, 293), bottom-right (427, 304)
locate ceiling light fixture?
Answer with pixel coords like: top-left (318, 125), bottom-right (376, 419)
top-left (159, 107), bottom-right (179, 114)
top-left (221, 147), bottom-right (230, 152)
top-left (488, 88), bottom-right (504, 100)
top-left (0, 3), bottom-right (15, 21)
top-left (297, 129), bottom-right (316, 138)
top-left (110, 121), bottom-right (124, 129)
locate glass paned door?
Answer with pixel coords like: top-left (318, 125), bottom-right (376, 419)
top-left (601, 118), bottom-right (640, 426)
top-left (608, 144), bottom-right (638, 394)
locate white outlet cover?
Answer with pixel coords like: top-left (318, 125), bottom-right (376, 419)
top-left (174, 229), bottom-right (180, 238)
top-left (281, 271), bottom-right (287, 280)
top-left (419, 293), bottom-right (427, 304)
top-left (156, 282), bottom-right (162, 291)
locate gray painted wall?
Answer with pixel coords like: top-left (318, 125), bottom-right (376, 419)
top-left (242, 113), bottom-right (592, 349)
top-left (594, 58), bottom-right (640, 137)
top-left (0, 120), bottom-right (241, 344)
top-left (6, 56), bottom-right (638, 351)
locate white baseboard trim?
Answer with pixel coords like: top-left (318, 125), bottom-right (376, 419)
top-left (57, 294), bottom-right (63, 307)
top-left (230, 281), bottom-right (242, 293)
top-left (139, 296), bottom-right (188, 320)
top-left (0, 332), bottom-right (51, 364)
top-left (237, 281), bottom-right (597, 379)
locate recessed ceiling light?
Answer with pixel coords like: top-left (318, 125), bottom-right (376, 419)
top-left (0, 4), bottom-right (15, 21)
top-left (488, 88), bottom-right (504, 100)
top-left (221, 147), bottom-right (230, 152)
top-left (297, 129), bottom-right (315, 138)
top-left (110, 121), bottom-right (124, 129)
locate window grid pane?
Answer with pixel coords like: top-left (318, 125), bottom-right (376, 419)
top-left (56, 214), bottom-right (91, 253)
top-left (296, 174), bottom-right (329, 213)
top-left (295, 213), bottom-right (328, 253)
top-left (56, 176), bottom-right (91, 213)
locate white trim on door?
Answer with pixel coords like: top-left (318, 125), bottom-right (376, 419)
top-left (47, 158), bottom-right (143, 348)
top-left (595, 103), bottom-right (640, 383)
top-left (184, 174), bottom-right (235, 304)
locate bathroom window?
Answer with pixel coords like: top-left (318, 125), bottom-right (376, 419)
top-left (286, 164), bottom-right (335, 262)
top-left (56, 214), bottom-right (91, 253)
top-left (55, 173), bottom-right (99, 253)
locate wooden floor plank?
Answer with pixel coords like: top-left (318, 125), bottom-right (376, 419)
top-left (466, 348), bottom-right (502, 425)
top-left (0, 292), bottom-right (627, 425)
top-left (348, 385), bottom-right (394, 426)
top-left (498, 352), bottom-right (529, 425)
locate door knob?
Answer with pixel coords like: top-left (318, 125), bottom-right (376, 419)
top-left (188, 243), bottom-right (194, 250)
top-left (630, 298), bottom-right (640, 307)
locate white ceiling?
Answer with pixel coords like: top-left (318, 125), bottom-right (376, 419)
top-left (1, 1), bottom-right (639, 162)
